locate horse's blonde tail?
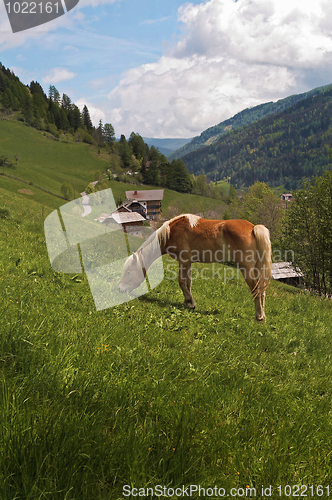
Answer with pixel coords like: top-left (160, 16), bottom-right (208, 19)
top-left (252, 224), bottom-right (272, 298)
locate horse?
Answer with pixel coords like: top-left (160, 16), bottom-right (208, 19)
top-left (118, 214), bottom-right (272, 321)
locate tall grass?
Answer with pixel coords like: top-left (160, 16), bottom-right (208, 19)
top-left (1, 188), bottom-right (332, 499)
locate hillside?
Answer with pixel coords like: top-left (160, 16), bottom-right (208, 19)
top-left (181, 87), bottom-right (332, 189)
top-left (0, 119), bottom-right (110, 207)
top-left (0, 119), bottom-right (226, 217)
top-left (1, 89), bottom-right (332, 495)
top-left (169, 83), bottom-right (332, 162)
top-left (1, 186), bottom-right (332, 497)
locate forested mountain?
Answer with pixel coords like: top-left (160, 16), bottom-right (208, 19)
top-left (169, 84), bottom-right (332, 162)
top-left (181, 87), bottom-right (332, 190)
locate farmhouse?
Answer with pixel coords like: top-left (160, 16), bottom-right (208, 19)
top-left (118, 200), bottom-right (146, 217)
top-left (280, 193), bottom-right (293, 201)
top-left (125, 189), bottom-right (164, 219)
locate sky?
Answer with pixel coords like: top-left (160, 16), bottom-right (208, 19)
top-left (1, 0), bottom-right (332, 139)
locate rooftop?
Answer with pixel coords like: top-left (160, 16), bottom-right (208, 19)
top-left (126, 189), bottom-right (164, 201)
top-left (111, 212), bottom-right (146, 224)
top-left (272, 262), bottom-right (303, 280)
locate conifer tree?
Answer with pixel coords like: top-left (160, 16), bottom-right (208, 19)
top-left (82, 104), bottom-right (93, 131)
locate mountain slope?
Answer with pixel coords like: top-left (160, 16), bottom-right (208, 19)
top-left (0, 119), bottom-right (110, 205)
top-left (169, 84), bottom-right (332, 161)
top-left (181, 87), bottom-right (332, 189)
top-left (142, 137), bottom-right (192, 156)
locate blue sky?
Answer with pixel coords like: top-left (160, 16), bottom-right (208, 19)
top-left (2, 0), bottom-right (332, 138)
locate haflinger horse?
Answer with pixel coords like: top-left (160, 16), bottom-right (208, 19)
top-left (118, 214), bottom-right (272, 321)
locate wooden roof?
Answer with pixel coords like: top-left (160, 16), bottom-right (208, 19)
top-left (126, 189), bottom-right (164, 201)
top-left (111, 212), bottom-right (146, 224)
top-left (272, 262), bottom-right (303, 279)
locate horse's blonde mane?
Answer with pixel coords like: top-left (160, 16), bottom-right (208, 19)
top-left (157, 214), bottom-right (201, 247)
top-left (135, 214), bottom-right (201, 262)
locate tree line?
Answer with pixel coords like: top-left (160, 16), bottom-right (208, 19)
top-left (282, 170), bottom-right (332, 296)
top-left (220, 173), bottom-right (332, 297)
top-left (0, 63), bottom-right (100, 142)
top-left (107, 132), bottom-right (193, 193)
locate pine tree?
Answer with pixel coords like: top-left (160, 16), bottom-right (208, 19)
top-left (61, 94), bottom-right (72, 111)
top-left (48, 85), bottom-right (60, 104)
top-left (119, 135), bottom-right (132, 168)
top-left (82, 105), bottom-right (93, 131)
top-left (68, 105), bottom-right (82, 131)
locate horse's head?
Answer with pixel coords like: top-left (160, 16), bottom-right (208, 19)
top-left (117, 252), bottom-right (145, 293)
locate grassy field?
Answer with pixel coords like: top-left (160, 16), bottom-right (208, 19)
top-left (0, 120), bottom-right (109, 197)
top-left (1, 185), bottom-right (332, 499)
top-left (214, 180), bottom-right (231, 196)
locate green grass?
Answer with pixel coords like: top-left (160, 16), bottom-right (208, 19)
top-left (214, 180), bottom-right (231, 196)
top-left (0, 119), bottom-right (110, 195)
top-left (1, 188), bottom-right (332, 499)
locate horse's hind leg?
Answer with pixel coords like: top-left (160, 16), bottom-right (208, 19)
top-left (178, 263), bottom-right (195, 309)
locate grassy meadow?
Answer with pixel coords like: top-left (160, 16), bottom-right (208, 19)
top-left (1, 121), bottom-right (332, 499)
top-left (1, 183), bottom-right (332, 500)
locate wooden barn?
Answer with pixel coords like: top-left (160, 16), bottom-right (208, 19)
top-left (94, 210), bottom-right (146, 237)
top-left (271, 262), bottom-right (303, 287)
top-left (111, 211), bottom-right (145, 235)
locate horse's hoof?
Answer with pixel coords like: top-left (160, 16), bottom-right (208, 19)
top-left (184, 302), bottom-right (195, 310)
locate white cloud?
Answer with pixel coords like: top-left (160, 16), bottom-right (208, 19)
top-left (107, 0), bottom-right (332, 138)
top-left (175, 0), bottom-right (332, 67)
top-left (76, 97), bottom-right (105, 126)
top-left (43, 67), bottom-right (77, 84)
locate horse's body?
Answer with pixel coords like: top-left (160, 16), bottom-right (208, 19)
top-left (118, 214), bottom-right (272, 321)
